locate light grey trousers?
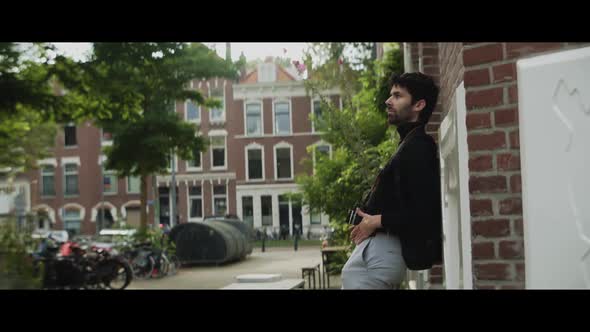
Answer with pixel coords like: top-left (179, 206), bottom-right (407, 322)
top-left (341, 232), bottom-right (407, 289)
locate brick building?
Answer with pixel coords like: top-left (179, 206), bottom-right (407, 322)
top-left (6, 56), bottom-right (339, 240)
top-left (402, 42), bottom-right (590, 289)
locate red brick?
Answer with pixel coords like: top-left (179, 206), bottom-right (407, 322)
top-left (472, 242), bottom-right (495, 259)
top-left (422, 47), bottom-right (439, 56)
top-left (469, 155), bottom-right (493, 172)
top-left (466, 87), bottom-right (504, 109)
top-left (509, 130), bottom-right (520, 149)
top-left (496, 153), bottom-right (521, 171)
top-left (468, 131), bottom-right (507, 151)
top-left (495, 108), bottom-right (519, 127)
top-left (472, 219), bottom-right (511, 238)
top-left (514, 218), bottom-right (523, 236)
top-left (470, 199), bottom-right (493, 217)
top-left (467, 112), bottom-right (492, 129)
top-left (430, 112), bottom-right (442, 123)
top-left (506, 43), bottom-right (563, 59)
top-left (463, 44), bottom-right (504, 66)
top-left (500, 198), bottom-right (522, 215)
top-left (423, 56), bottom-right (436, 65)
top-left (499, 240), bottom-right (524, 259)
top-left (515, 263), bottom-right (526, 282)
top-left (465, 68), bottom-right (490, 87)
top-left (508, 85), bottom-right (518, 103)
top-left (430, 266), bottom-right (443, 275)
top-left (499, 285), bottom-right (521, 290)
top-left (477, 285), bottom-right (497, 290)
top-left (423, 65), bottom-right (440, 73)
top-left (510, 175), bottom-right (522, 193)
top-left (492, 63), bottom-right (517, 83)
top-left (470, 176), bottom-right (508, 194)
top-left (429, 276), bottom-right (443, 284)
top-left (426, 123), bottom-right (440, 133)
top-left (474, 263), bottom-right (511, 281)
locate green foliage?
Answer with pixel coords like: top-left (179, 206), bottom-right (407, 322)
top-left (0, 217), bottom-right (42, 289)
top-left (73, 43), bottom-right (238, 231)
top-left (295, 43), bottom-right (404, 273)
top-left (0, 105), bottom-right (57, 174)
top-left (132, 226), bottom-right (176, 256)
top-left (0, 43), bottom-right (92, 174)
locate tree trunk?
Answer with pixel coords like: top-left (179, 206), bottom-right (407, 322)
top-left (140, 174), bottom-right (148, 232)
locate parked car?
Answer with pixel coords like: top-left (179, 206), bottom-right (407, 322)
top-left (91, 229), bottom-right (137, 251)
top-left (31, 230), bottom-right (69, 242)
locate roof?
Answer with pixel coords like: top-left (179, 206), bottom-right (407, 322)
top-left (240, 63), bottom-right (298, 84)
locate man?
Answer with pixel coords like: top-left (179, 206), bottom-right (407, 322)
top-left (341, 72), bottom-right (443, 289)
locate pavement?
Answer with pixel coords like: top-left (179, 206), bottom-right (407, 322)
top-left (127, 246), bottom-right (342, 290)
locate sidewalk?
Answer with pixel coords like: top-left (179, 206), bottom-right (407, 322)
top-left (127, 247), bottom-right (342, 290)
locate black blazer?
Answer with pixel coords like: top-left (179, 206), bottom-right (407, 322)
top-left (365, 123), bottom-right (443, 271)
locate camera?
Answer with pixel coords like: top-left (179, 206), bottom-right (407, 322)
top-left (347, 207), bottom-right (364, 226)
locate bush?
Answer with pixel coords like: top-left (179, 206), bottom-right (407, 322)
top-left (0, 217), bottom-right (42, 289)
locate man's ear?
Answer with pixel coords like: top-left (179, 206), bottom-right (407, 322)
top-left (413, 99), bottom-right (426, 112)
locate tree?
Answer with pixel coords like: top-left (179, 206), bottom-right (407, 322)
top-left (81, 43), bottom-right (237, 233)
top-left (296, 43), bottom-right (404, 251)
top-left (0, 43), bottom-right (89, 175)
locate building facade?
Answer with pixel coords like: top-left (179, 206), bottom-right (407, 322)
top-left (7, 57), bottom-right (339, 239)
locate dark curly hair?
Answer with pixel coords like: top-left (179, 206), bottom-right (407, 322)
top-left (389, 72), bottom-right (440, 124)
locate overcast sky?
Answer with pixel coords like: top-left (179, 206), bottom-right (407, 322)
top-left (52, 42), bottom-right (309, 63)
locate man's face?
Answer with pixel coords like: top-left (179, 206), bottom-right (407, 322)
top-left (385, 85), bottom-right (419, 125)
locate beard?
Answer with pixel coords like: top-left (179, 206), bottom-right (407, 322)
top-left (387, 104), bottom-right (414, 126)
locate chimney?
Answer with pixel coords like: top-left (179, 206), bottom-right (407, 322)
top-left (225, 42), bottom-right (231, 62)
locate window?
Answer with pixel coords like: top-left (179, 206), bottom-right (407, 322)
top-left (312, 100), bottom-right (324, 132)
top-left (247, 148), bottom-right (263, 181)
top-left (186, 100), bottom-right (200, 122)
top-left (213, 185), bottom-right (227, 216)
top-left (274, 101), bottom-right (291, 135)
top-left (63, 209), bottom-right (81, 237)
top-left (189, 186), bottom-right (203, 220)
top-left (102, 167), bottom-right (118, 194)
top-left (41, 165), bottom-right (55, 196)
top-left (310, 207), bottom-right (322, 225)
top-left (64, 124), bottom-right (77, 147)
top-left (101, 129), bottom-right (113, 142)
top-left (261, 195), bottom-right (273, 226)
top-left (245, 102), bottom-right (262, 136)
top-left (127, 176), bottom-right (140, 194)
top-left (275, 146), bottom-right (292, 179)
top-left (210, 136), bottom-right (226, 168)
top-left (187, 148), bottom-right (202, 170)
top-left (64, 164), bottom-right (79, 196)
top-left (242, 196), bottom-right (253, 227)
top-left (210, 86), bottom-right (225, 122)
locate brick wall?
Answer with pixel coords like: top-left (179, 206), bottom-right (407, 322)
top-left (462, 42), bottom-right (590, 289)
top-left (463, 42), bottom-right (525, 289)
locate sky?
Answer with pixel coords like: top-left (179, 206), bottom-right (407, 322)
top-left (52, 42), bottom-right (310, 63)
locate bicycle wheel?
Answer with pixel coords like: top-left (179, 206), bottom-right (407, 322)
top-left (104, 260), bottom-right (133, 290)
top-left (167, 254), bottom-right (181, 276)
top-left (133, 254), bottom-right (155, 280)
top-left (152, 254), bottom-right (169, 279)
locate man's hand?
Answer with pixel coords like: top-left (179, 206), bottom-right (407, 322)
top-left (350, 208), bottom-right (382, 245)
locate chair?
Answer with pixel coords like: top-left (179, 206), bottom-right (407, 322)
top-left (301, 264), bottom-right (320, 289)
